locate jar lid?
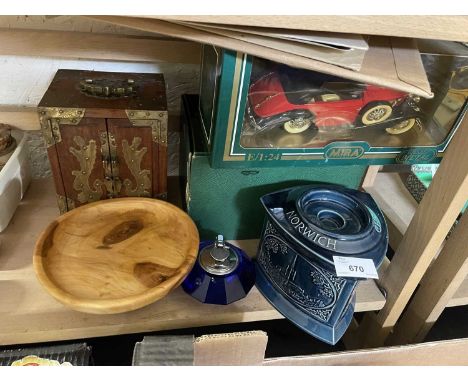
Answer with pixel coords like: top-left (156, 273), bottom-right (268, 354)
top-left (198, 235), bottom-right (239, 276)
top-left (183, 237), bottom-right (255, 305)
top-left (295, 188), bottom-right (373, 239)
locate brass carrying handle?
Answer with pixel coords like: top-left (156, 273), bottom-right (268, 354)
top-left (80, 78), bottom-right (137, 98)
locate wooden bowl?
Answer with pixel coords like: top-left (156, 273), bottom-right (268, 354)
top-left (33, 198), bottom-right (199, 314)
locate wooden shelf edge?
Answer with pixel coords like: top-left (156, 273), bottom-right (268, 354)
top-left (0, 178), bottom-right (385, 345)
top-left (0, 286), bottom-right (284, 346)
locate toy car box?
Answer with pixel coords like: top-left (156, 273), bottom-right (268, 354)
top-left (181, 94), bottom-right (367, 240)
top-left (199, 41), bottom-right (468, 168)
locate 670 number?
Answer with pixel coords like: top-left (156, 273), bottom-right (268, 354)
top-left (349, 265), bottom-right (364, 272)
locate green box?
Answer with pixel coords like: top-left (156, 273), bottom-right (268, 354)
top-left (199, 43), bottom-right (468, 168)
top-left (181, 94), bottom-right (367, 240)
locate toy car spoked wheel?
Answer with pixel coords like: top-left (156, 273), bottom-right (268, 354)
top-left (360, 102), bottom-right (393, 126)
top-left (385, 118), bottom-right (416, 135)
top-left (283, 116), bottom-right (313, 134)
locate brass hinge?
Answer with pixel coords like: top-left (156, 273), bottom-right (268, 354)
top-left (56, 194), bottom-right (76, 214)
top-left (38, 107), bottom-right (85, 148)
top-left (125, 110), bottom-right (168, 147)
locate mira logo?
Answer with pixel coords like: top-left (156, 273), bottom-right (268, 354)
top-left (325, 145), bottom-right (366, 159)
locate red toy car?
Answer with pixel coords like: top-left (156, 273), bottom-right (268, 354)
top-left (248, 68), bottom-right (419, 135)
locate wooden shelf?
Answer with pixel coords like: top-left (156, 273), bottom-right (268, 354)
top-left (363, 171), bottom-right (468, 309)
top-left (0, 178), bottom-right (385, 345)
top-left (150, 16), bottom-right (468, 42)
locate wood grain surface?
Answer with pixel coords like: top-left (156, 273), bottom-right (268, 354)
top-left (0, 28), bottom-right (201, 64)
top-left (355, 113), bottom-right (468, 348)
top-left (52, 117), bottom-right (108, 208)
top-left (33, 197), bottom-right (199, 314)
top-left (363, 172), bottom-right (418, 250)
top-left (38, 70), bottom-right (167, 113)
top-left (150, 16), bottom-right (468, 42)
top-left (0, 178), bottom-right (385, 345)
top-left (106, 118), bottom-right (161, 198)
top-left (387, 211), bottom-right (468, 345)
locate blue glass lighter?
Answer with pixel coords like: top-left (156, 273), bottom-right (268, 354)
top-left (182, 235), bottom-right (255, 305)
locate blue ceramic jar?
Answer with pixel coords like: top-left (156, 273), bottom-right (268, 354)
top-left (183, 235), bottom-right (255, 305)
top-left (256, 185), bottom-right (388, 345)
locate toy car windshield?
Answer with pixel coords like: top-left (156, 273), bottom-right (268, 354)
top-left (278, 67), bottom-right (365, 105)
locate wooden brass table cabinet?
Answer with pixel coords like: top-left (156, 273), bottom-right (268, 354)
top-left (38, 69), bottom-right (168, 213)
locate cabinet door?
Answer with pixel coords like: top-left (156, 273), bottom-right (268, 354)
top-left (106, 119), bottom-right (159, 198)
top-left (54, 118), bottom-right (110, 208)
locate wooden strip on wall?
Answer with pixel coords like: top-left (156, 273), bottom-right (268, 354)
top-left (0, 107), bottom-right (40, 131)
top-left (0, 15), bottom-right (159, 37)
top-left (0, 28), bottom-right (201, 64)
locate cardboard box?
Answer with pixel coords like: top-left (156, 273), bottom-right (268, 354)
top-left (263, 338), bottom-right (468, 366)
top-left (181, 94), bottom-right (367, 240)
top-left (201, 41), bottom-right (468, 168)
top-left (188, 329), bottom-right (468, 365)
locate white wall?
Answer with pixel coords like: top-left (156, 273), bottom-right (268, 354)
top-left (0, 16), bottom-right (201, 178)
top-left (0, 55), bottom-right (199, 115)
